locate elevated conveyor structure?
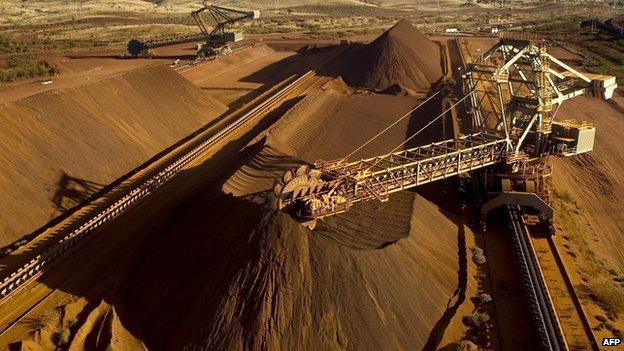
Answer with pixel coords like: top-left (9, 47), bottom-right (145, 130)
top-left (127, 34), bottom-right (208, 57)
top-left (273, 35), bottom-right (616, 229)
top-left (274, 133), bottom-right (506, 227)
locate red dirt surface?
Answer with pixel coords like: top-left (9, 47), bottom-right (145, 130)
top-left (0, 66), bottom-right (226, 244)
top-left (1, 21), bottom-right (469, 351)
top-left (552, 93), bottom-right (624, 271)
top-left (123, 77), bottom-right (460, 350)
top-left (115, 23), bottom-right (460, 350)
top-left (0, 53), bottom-right (172, 105)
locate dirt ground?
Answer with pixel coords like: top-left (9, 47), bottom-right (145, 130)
top-left (0, 42), bottom-right (340, 248)
top-left (466, 35), bottom-right (624, 347)
top-left (552, 92), bottom-right (624, 272)
top-left (0, 45), bottom-right (344, 349)
top-left (182, 43), bottom-right (344, 109)
top-left (0, 65), bottom-right (226, 245)
top-left (548, 91), bottom-right (624, 341)
top-left (124, 88), bottom-right (463, 349)
top-left (1, 12), bottom-right (623, 351)
top-left (0, 48), bottom-right (174, 104)
top-left (0, 21), bottom-right (489, 351)
top-left (119, 23), bottom-right (464, 345)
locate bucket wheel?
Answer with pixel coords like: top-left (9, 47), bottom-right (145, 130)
top-left (127, 39), bottom-right (144, 56)
top-left (272, 165), bottom-right (325, 211)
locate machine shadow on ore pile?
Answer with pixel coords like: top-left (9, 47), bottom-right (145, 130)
top-left (51, 172), bottom-right (104, 212)
top-left (1, 3), bottom-right (622, 348)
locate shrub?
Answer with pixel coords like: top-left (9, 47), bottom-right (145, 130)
top-left (472, 247), bottom-right (486, 265)
top-left (0, 54), bottom-right (57, 83)
top-left (463, 312), bottom-right (490, 328)
top-left (0, 33), bottom-right (28, 54)
top-left (54, 328), bottom-right (70, 345)
top-left (456, 340), bottom-right (478, 351)
top-left (477, 293), bottom-right (492, 305)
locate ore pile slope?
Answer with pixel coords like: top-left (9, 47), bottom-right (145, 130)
top-left (551, 95), bottom-right (624, 270)
top-left (0, 65), bottom-right (227, 245)
top-left (120, 23), bottom-right (459, 349)
top-left (125, 102), bottom-right (460, 349)
top-left (352, 19), bottom-right (443, 91)
top-left (126, 191), bottom-right (460, 350)
top-left (218, 85), bottom-right (459, 349)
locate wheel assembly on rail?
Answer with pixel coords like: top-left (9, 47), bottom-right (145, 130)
top-left (127, 38), bottom-right (145, 56)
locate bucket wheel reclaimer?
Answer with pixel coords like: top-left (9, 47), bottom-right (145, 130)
top-left (272, 165), bottom-right (326, 229)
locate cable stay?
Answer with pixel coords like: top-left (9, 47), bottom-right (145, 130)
top-left (343, 89), bottom-right (443, 161)
top-left (271, 36), bottom-right (616, 230)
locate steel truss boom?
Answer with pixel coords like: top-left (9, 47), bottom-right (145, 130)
top-left (274, 133), bottom-right (507, 226)
top-left (191, 4), bottom-right (259, 38)
top-left (273, 35), bottom-right (616, 228)
top-left (127, 3), bottom-right (259, 56)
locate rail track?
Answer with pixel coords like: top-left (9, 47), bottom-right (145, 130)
top-left (508, 205), bottom-right (567, 350)
top-left (527, 219), bottom-right (599, 350)
top-left (507, 205), bottom-right (598, 351)
top-left (454, 34), bottom-right (599, 351)
top-left (0, 45), bottom-right (346, 313)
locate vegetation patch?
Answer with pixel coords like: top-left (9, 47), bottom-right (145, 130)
top-left (462, 312), bottom-right (490, 328)
top-left (0, 33), bottom-right (58, 83)
top-left (476, 293), bottom-right (492, 305)
top-left (586, 278), bottom-right (624, 318)
top-left (530, 15), bottom-right (624, 84)
top-left (0, 32), bottom-right (28, 53)
top-left (1, 53), bottom-right (57, 83)
top-left (472, 246), bottom-right (486, 265)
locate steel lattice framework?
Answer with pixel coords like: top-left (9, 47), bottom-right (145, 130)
top-left (191, 4), bottom-right (259, 40)
top-left (274, 133), bottom-right (506, 223)
top-left (466, 35), bottom-right (615, 157)
top-left (273, 36), bottom-right (617, 228)
top-left (127, 4), bottom-right (259, 57)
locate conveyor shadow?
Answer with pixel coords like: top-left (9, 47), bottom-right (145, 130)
top-left (16, 91), bottom-right (309, 349)
top-left (0, 45), bottom-right (340, 259)
top-left (0, 109), bottom-right (229, 258)
top-left (215, 44), bottom-right (346, 113)
top-left (6, 43), bottom-right (471, 350)
top-left (0, 45), bottom-right (340, 258)
top-left (418, 181), bottom-right (469, 351)
top-left (51, 172), bottom-right (104, 212)
top-left (240, 45), bottom-right (343, 85)
top-left (400, 77), bottom-right (471, 349)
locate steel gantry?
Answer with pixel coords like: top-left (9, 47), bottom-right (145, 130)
top-left (127, 3), bottom-right (259, 57)
top-left (272, 35), bottom-right (617, 229)
top-left (465, 33), bottom-right (615, 159)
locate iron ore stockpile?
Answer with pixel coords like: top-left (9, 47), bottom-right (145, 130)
top-left (0, 66), bottom-right (227, 245)
top-left (354, 19), bottom-right (442, 92)
top-left (330, 19), bottom-right (442, 94)
top-left (0, 20), bottom-right (473, 350)
top-left (126, 21), bottom-right (459, 350)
